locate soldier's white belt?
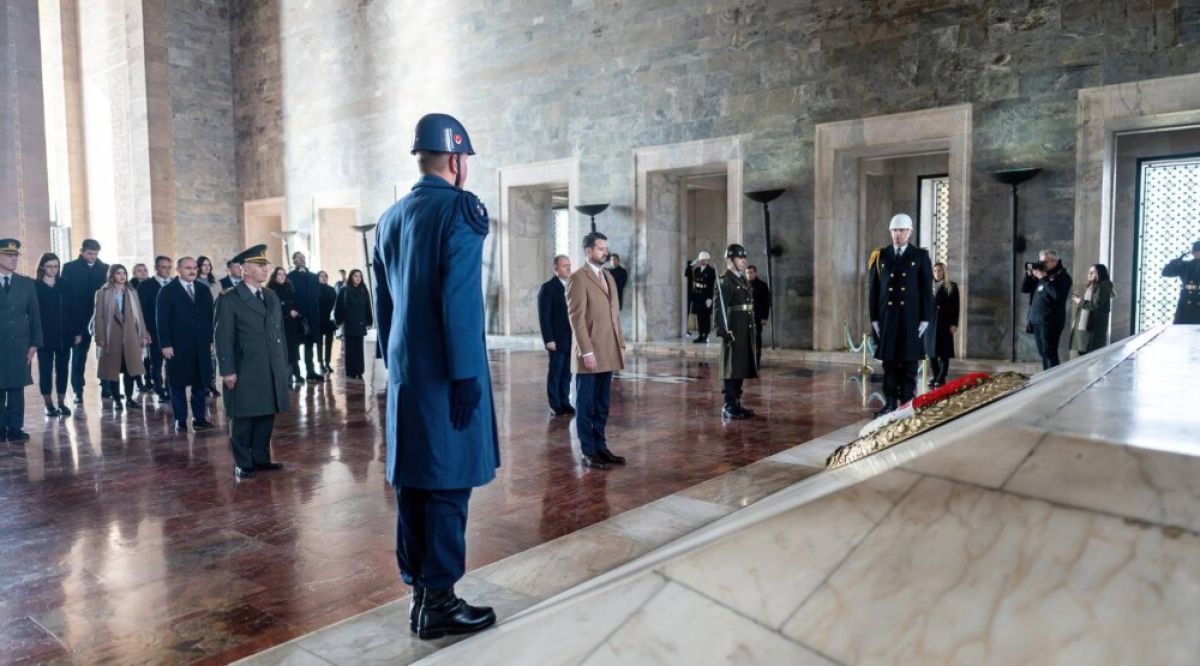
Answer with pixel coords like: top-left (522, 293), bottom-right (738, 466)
top-left (727, 304), bottom-right (754, 313)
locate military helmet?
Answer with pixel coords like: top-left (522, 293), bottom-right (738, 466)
top-left (725, 243), bottom-right (747, 259)
top-left (411, 113), bottom-right (475, 155)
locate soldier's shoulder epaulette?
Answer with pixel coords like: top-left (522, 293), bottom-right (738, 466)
top-left (458, 190), bottom-right (490, 236)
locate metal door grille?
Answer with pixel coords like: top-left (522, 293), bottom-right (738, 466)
top-left (932, 177), bottom-right (950, 265)
top-left (1136, 157), bottom-right (1200, 332)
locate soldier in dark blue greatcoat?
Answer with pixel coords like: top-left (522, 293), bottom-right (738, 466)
top-left (373, 113), bottom-right (499, 640)
top-left (869, 213), bottom-right (933, 416)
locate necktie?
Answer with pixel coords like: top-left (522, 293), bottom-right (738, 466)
top-left (257, 290), bottom-right (265, 303)
top-left (2, 276), bottom-right (8, 291)
top-left (186, 282), bottom-right (194, 300)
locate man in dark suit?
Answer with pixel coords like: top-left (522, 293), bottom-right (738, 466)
top-left (747, 264), bottom-right (771, 368)
top-left (157, 257), bottom-right (216, 432)
top-left (869, 213), bottom-right (933, 416)
top-left (219, 259), bottom-right (242, 291)
top-left (61, 238), bottom-right (108, 403)
top-left (138, 255), bottom-right (172, 400)
top-left (374, 113), bottom-right (498, 639)
top-left (538, 255), bottom-right (574, 416)
top-left (288, 252), bottom-right (323, 381)
top-left (1020, 249), bottom-right (1072, 370)
top-left (0, 240), bottom-right (42, 442)
top-left (215, 245), bottom-right (291, 478)
top-left (606, 253), bottom-right (628, 309)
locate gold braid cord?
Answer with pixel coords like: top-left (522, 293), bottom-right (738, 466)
top-left (826, 372), bottom-right (1030, 469)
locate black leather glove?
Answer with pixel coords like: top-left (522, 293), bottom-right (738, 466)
top-left (450, 377), bottom-right (482, 431)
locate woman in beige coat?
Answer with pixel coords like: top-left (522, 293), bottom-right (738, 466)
top-left (91, 264), bottom-right (149, 410)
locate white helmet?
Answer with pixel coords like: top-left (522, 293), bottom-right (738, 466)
top-left (888, 213), bottom-right (913, 231)
top-left (697, 251), bottom-right (711, 261)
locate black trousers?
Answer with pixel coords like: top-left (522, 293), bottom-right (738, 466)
top-left (928, 357), bottom-right (950, 385)
top-left (882, 360), bottom-right (919, 404)
top-left (321, 329), bottom-right (334, 366)
top-left (395, 486), bottom-right (471, 589)
top-left (0, 388), bottom-right (24, 432)
top-left (170, 380), bottom-right (207, 424)
top-left (344, 335), bottom-right (365, 377)
top-left (754, 322), bottom-right (765, 367)
top-left (303, 341), bottom-right (319, 376)
top-left (145, 344), bottom-right (164, 391)
top-left (722, 378), bottom-right (744, 406)
top-left (70, 334), bottom-right (93, 395)
top-left (230, 414), bottom-right (276, 469)
top-left (575, 372), bottom-right (612, 457)
top-left (546, 350), bottom-right (571, 411)
top-left (693, 302), bottom-right (712, 337)
top-left (1032, 323), bottom-right (1063, 370)
top-left (37, 347), bottom-right (70, 397)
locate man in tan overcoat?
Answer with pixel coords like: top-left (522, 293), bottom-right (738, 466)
top-left (566, 231), bottom-right (626, 470)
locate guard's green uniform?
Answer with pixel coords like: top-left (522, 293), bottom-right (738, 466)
top-left (0, 239), bottom-right (41, 439)
top-left (714, 244), bottom-right (758, 419)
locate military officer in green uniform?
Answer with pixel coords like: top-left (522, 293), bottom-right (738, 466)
top-left (714, 243), bottom-right (758, 420)
top-left (214, 245), bottom-right (291, 479)
top-left (0, 239), bottom-right (42, 442)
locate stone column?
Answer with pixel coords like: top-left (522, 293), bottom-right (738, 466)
top-left (0, 0), bottom-right (52, 263)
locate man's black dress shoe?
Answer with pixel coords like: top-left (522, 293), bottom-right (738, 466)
top-left (550, 407), bottom-right (566, 417)
top-left (174, 420), bottom-right (188, 432)
top-left (192, 420), bottom-right (215, 432)
top-left (599, 450), bottom-right (626, 465)
top-left (562, 405), bottom-right (576, 415)
top-left (234, 466), bottom-right (256, 479)
top-left (254, 462), bottom-right (284, 471)
top-left (722, 404), bottom-right (748, 420)
top-left (581, 454), bottom-right (611, 470)
top-left (73, 393), bottom-right (84, 404)
top-left (45, 405), bottom-right (60, 417)
top-left (873, 404), bottom-right (896, 418)
top-left (125, 399), bottom-right (141, 410)
top-left (411, 587), bottom-right (496, 640)
top-left (57, 404), bottom-right (71, 417)
top-left (7, 429), bottom-right (30, 442)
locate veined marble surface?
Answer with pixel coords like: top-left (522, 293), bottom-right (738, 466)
top-left (418, 325), bottom-right (1200, 665)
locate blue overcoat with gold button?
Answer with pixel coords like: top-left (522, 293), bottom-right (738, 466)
top-left (373, 174), bottom-right (500, 490)
top-left (869, 244), bottom-right (933, 362)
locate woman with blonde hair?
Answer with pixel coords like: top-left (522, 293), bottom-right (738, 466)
top-left (91, 264), bottom-right (150, 410)
top-left (924, 261), bottom-right (959, 388)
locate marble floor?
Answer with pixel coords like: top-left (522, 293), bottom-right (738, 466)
top-left (0, 346), bottom-right (881, 664)
top-left (365, 325), bottom-right (1199, 665)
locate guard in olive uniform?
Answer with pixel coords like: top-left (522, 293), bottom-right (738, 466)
top-left (0, 240), bottom-right (41, 442)
top-left (214, 245), bottom-right (291, 479)
top-left (373, 113), bottom-right (499, 640)
top-left (715, 244), bottom-right (758, 420)
top-left (687, 252), bottom-right (717, 342)
top-left (1162, 240), bottom-right (1200, 324)
top-left (869, 214), bottom-right (933, 416)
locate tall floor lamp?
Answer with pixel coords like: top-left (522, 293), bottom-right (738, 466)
top-left (745, 189), bottom-right (786, 350)
top-left (351, 223), bottom-right (378, 294)
top-left (574, 203), bottom-right (609, 233)
top-left (989, 168), bottom-right (1042, 362)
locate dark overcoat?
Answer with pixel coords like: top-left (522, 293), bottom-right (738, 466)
top-left (687, 263), bottom-right (717, 313)
top-left (319, 283), bottom-right (337, 335)
top-left (537, 277), bottom-right (571, 351)
top-left (214, 282), bottom-right (291, 418)
top-left (334, 284), bottom-right (373, 337)
top-left (269, 280), bottom-right (303, 364)
top-left (288, 268), bottom-right (322, 343)
top-left (137, 278), bottom-right (165, 347)
top-left (61, 256), bottom-right (107, 336)
top-left (0, 274), bottom-right (42, 389)
top-left (924, 281), bottom-right (959, 359)
top-left (156, 278), bottom-right (214, 388)
top-left (715, 270), bottom-right (758, 379)
top-left (1162, 257), bottom-right (1200, 324)
top-left (870, 244), bottom-right (933, 362)
top-left (373, 174), bottom-right (500, 490)
top-left (36, 278), bottom-right (75, 351)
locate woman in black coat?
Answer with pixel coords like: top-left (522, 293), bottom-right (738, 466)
top-left (317, 271), bottom-right (338, 374)
top-left (925, 261), bottom-right (959, 388)
top-left (267, 267), bottom-right (304, 384)
top-left (35, 253), bottom-right (77, 416)
top-left (334, 269), bottom-right (373, 379)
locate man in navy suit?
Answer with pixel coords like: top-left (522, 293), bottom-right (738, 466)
top-left (288, 252), bottom-right (324, 381)
top-left (138, 255), bottom-right (173, 400)
top-left (538, 255), bottom-right (574, 416)
top-left (373, 113), bottom-right (498, 640)
top-left (157, 257), bottom-right (215, 432)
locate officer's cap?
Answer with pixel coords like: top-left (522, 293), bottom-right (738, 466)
top-left (231, 244), bottom-right (271, 266)
top-left (0, 239), bottom-right (20, 255)
top-left (889, 213), bottom-right (913, 231)
top-left (725, 244), bottom-right (747, 259)
top-left (411, 113), bottom-right (475, 156)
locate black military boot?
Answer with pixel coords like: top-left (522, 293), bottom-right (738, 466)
top-left (873, 398), bottom-right (896, 418)
top-left (736, 399), bottom-right (756, 418)
top-left (721, 398), bottom-right (747, 420)
top-left (412, 587), bottom-right (496, 640)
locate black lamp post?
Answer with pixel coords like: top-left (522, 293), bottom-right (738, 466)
top-left (574, 203), bottom-right (609, 233)
top-left (989, 167), bottom-right (1042, 362)
top-left (745, 189), bottom-right (786, 350)
top-left (351, 223), bottom-right (378, 294)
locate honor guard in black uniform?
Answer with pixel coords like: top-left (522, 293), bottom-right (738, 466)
top-left (687, 251), bottom-right (717, 342)
top-left (715, 244), bottom-right (758, 420)
top-left (0, 240), bottom-right (41, 442)
top-left (869, 214), bottom-right (933, 416)
top-left (1162, 240), bottom-right (1200, 324)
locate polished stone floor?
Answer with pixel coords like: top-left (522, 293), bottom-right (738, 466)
top-left (0, 347), bottom-right (879, 664)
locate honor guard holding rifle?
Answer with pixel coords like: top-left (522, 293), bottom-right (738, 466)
top-left (1162, 240), bottom-right (1200, 324)
top-left (715, 244), bottom-right (758, 420)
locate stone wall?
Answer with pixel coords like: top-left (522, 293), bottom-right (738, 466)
top-left (231, 0), bottom-right (1200, 358)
